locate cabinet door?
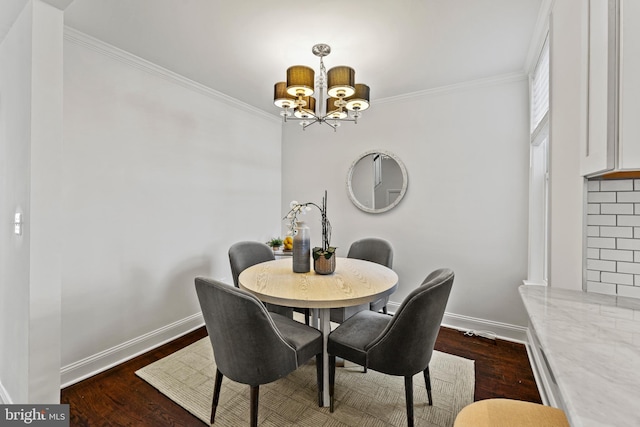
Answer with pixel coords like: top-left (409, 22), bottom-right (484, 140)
top-left (582, 0), bottom-right (616, 176)
top-left (618, 0), bottom-right (640, 169)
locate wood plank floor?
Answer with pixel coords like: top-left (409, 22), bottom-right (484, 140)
top-left (60, 326), bottom-right (541, 426)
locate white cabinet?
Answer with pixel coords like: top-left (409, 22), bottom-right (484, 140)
top-left (582, 0), bottom-right (640, 176)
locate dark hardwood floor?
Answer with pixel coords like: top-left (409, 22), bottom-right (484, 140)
top-left (61, 326), bottom-right (541, 426)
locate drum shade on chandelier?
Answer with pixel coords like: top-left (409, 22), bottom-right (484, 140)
top-left (273, 44), bottom-right (370, 131)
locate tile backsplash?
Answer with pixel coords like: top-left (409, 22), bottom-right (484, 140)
top-left (586, 179), bottom-right (640, 298)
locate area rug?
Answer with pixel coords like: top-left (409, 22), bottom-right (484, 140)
top-left (136, 338), bottom-right (474, 426)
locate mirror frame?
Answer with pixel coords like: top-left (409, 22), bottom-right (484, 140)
top-left (346, 149), bottom-right (408, 213)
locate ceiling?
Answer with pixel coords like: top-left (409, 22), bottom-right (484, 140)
top-left (7, 0), bottom-right (545, 116)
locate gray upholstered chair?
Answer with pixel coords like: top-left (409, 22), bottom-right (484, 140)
top-left (229, 241), bottom-right (309, 323)
top-left (329, 237), bottom-right (394, 324)
top-left (327, 268), bottom-right (454, 427)
top-left (195, 277), bottom-right (323, 426)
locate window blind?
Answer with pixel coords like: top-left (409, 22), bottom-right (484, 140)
top-left (531, 37), bottom-right (549, 133)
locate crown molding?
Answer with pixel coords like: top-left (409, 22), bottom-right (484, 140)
top-left (376, 71), bottom-right (528, 106)
top-left (63, 26), bottom-right (280, 123)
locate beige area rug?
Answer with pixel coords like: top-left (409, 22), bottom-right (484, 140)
top-left (136, 337), bottom-right (474, 426)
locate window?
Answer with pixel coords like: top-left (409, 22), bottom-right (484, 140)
top-left (527, 34), bottom-right (550, 285)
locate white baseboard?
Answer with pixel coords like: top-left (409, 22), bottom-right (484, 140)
top-left (0, 380), bottom-right (11, 404)
top-left (60, 313), bottom-right (204, 388)
top-left (386, 302), bottom-right (528, 343)
top-left (442, 312), bottom-right (528, 343)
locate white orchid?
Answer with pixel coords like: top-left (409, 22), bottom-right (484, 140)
top-left (282, 191), bottom-right (333, 257)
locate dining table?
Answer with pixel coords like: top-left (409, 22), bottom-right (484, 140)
top-left (238, 256), bottom-right (398, 407)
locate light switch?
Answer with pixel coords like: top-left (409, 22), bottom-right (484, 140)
top-left (14, 212), bottom-right (22, 235)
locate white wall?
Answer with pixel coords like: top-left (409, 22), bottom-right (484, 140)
top-left (0, 0), bottom-right (65, 403)
top-left (0, 1), bottom-right (32, 404)
top-left (60, 32), bottom-right (283, 384)
top-left (282, 75), bottom-right (531, 332)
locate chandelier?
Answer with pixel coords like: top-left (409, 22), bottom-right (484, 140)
top-left (273, 44), bottom-right (370, 131)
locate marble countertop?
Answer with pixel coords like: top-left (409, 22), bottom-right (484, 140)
top-left (519, 285), bottom-right (640, 427)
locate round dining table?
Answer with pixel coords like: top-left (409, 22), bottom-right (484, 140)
top-left (238, 256), bottom-right (398, 407)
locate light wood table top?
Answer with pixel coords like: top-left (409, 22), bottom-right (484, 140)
top-left (238, 257), bottom-right (398, 309)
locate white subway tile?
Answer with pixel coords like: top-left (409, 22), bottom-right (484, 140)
top-left (587, 248), bottom-right (600, 259)
top-left (587, 226), bottom-right (600, 237)
top-left (635, 227), bottom-right (640, 238)
top-left (636, 275), bottom-right (640, 286)
top-left (636, 251), bottom-right (640, 263)
top-left (618, 262), bottom-right (640, 274)
top-left (586, 258), bottom-right (617, 271)
top-left (636, 179), bottom-right (640, 190)
top-left (600, 249), bottom-right (634, 262)
top-left (601, 272), bottom-right (635, 285)
top-left (618, 191), bottom-right (640, 203)
top-left (618, 285), bottom-right (640, 299)
top-left (587, 281), bottom-right (617, 295)
top-left (618, 216), bottom-right (640, 227)
top-left (618, 238), bottom-right (640, 250)
top-left (587, 180), bottom-right (600, 191)
top-left (601, 179), bottom-right (634, 191)
top-left (636, 204), bottom-right (640, 215)
top-left (601, 203), bottom-right (634, 214)
top-left (587, 203), bottom-right (601, 214)
top-left (600, 226), bottom-right (633, 238)
top-left (587, 270), bottom-right (601, 281)
top-left (587, 237), bottom-right (616, 249)
top-left (587, 192), bottom-right (617, 203)
top-left (587, 215), bottom-right (617, 226)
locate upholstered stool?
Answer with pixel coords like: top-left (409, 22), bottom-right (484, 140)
top-left (454, 399), bottom-right (570, 427)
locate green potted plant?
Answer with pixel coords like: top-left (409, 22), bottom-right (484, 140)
top-left (284, 190), bottom-right (336, 274)
top-left (266, 237), bottom-right (284, 251)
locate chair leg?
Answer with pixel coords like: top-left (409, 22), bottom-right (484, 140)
top-left (305, 308), bottom-right (310, 325)
top-left (316, 353), bottom-right (323, 407)
top-left (250, 385), bottom-right (259, 427)
top-left (404, 376), bottom-right (414, 427)
top-left (211, 369), bottom-right (224, 424)
top-left (329, 355), bottom-right (336, 412)
top-left (382, 305), bottom-right (388, 315)
top-left (424, 366), bottom-right (433, 405)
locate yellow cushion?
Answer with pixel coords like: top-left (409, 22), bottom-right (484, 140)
top-left (454, 399), bottom-right (570, 427)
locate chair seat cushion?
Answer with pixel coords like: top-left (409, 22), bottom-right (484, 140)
top-left (328, 310), bottom-right (391, 366)
top-left (271, 313), bottom-right (322, 366)
top-left (454, 399), bottom-right (570, 427)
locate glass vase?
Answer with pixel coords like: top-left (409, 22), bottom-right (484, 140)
top-left (292, 221), bottom-right (310, 273)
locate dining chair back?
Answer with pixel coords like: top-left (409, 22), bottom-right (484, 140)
top-left (228, 241), bottom-right (297, 319)
top-left (195, 277), bottom-right (323, 426)
top-left (366, 268), bottom-right (452, 374)
top-left (330, 237), bottom-right (394, 324)
top-left (228, 241), bottom-right (275, 288)
top-left (327, 268), bottom-right (454, 427)
top-left (347, 237), bottom-right (394, 314)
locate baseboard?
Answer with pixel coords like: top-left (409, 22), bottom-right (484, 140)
top-left (386, 302), bottom-right (528, 343)
top-left (60, 313), bottom-right (204, 388)
top-left (0, 380), bottom-right (11, 404)
top-left (441, 312), bottom-right (528, 343)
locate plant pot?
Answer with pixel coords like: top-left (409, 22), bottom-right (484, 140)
top-left (272, 246), bottom-right (281, 252)
top-left (314, 253), bottom-right (336, 275)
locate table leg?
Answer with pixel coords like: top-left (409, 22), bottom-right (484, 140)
top-left (319, 308), bottom-right (331, 407)
top-left (309, 308), bottom-right (319, 329)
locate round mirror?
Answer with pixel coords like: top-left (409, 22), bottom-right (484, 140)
top-left (347, 150), bottom-right (408, 213)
